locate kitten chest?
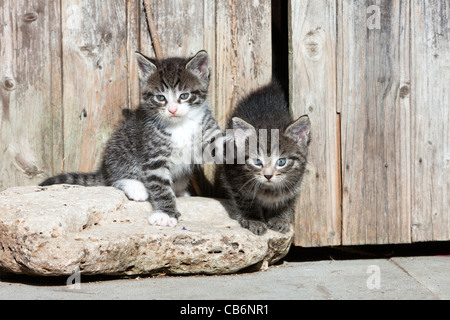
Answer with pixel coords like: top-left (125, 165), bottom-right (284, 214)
top-left (167, 119), bottom-right (200, 178)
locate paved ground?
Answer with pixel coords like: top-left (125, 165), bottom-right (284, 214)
top-left (0, 256), bottom-right (448, 300)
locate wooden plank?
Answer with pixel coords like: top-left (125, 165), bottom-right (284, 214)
top-left (216, 0), bottom-right (272, 126)
top-left (289, 0), bottom-right (341, 247)
top-left (411, 0), bottom-right (450, 242)
top-left (0, 0), bottom-right (63, 190)
top-left (127, 0), bottom-right (142, 110)
top-left (141, 0), bottom-right (206, 58)
top-left (203, 0), bottom-right (217, 118)
top-left (338, 0), bottom-right (411, 245)
top-left (215, 0), bottom-right (272, 127)
top-left (61, 0), bottom-right (129, 173)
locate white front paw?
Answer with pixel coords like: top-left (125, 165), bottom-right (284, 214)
top-left (126, 186), bottom-right (149, 202)
top-left (148, 211), bottom-right (178, 228)
top-left (113, 179), bottom-right (149, 202)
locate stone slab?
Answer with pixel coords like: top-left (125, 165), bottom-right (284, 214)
top-left (0, 185), bottom-right (293, 277)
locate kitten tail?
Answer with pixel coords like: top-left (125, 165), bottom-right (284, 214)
top-left (39, 171), bottom-right (104, 187)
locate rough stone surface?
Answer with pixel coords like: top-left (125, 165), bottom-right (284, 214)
top-left (0, 185), bottom-right (293, 276)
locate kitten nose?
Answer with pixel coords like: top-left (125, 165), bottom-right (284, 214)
top-left (264, 174), bottom-right (273, 181)
top-left (168, 104), bottom-right (178, 115)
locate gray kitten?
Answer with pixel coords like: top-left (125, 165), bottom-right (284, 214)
top-left (40, 51), bottom-right (221, 228)
top-left (222, 82), bottom-right (310, 235)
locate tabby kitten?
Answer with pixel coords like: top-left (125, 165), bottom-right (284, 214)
top-left (222, 82), bottom-right (310, 235)
top-left (40, 51), bottom-right (221, 228)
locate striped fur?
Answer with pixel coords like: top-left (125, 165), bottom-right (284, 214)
top-left (40, 172), bottom-right (104, 187)
top-left (222, 82), bottom-right (311, 235)
top-left (40, 51), bottom-right (221, 227)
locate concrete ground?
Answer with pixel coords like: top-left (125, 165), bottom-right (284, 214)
top-left (0, 255), bottom-right (448, 300)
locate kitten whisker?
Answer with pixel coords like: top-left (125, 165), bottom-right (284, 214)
top-left (237, 176), bottom-right (257, 193)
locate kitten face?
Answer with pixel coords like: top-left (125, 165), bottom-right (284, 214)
top-left (245, 141), bottom-right (301, 190)
top-left (136, 51), bottom-right (210, 123)
top-left (232, 116), bottom-right (310, 192)
top-left (248, 153), bottom-right (289, 185)
top-left (152, 88), bottom-right (195, 121)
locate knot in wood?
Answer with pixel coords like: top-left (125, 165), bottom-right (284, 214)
top-left (302, 27), bottom-right (325, 62)
top-left (399, 85), bottom-right (410, 99)
top-left (3, 78), bottom-right (15, 91)
top-left (23, 12), bottom-right (38, 23)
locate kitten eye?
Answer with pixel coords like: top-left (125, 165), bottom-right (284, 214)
top-left (277, 158), bottom-right (287, 167)
top-left (156, 95), bottom-right (166, 102)
top-left (179, 93), bottom-right (190, 100)
top-left (254, 159), bottom-right (263, 167)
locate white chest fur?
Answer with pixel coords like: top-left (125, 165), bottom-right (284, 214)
top-left (166, 113), bottom-right (203, 179)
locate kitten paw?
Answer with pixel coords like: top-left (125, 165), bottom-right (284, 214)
top-left (267, 217), bottom-right (291, 234)
top-left (113, 179), bottom-right (149, 202)
top-left (240, 219), bottom-right (267, 236)
top-left (148, 211), bottom-right (178, 228)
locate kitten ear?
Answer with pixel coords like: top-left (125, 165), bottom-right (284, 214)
top-left (135, 52), bottom-right (157, 84)
top-left (284, 115), bottom-right (311, 147)
top-left (232, 117), bottom-right (256, 148)
top-left (186, 50), bottom-right (210, 81)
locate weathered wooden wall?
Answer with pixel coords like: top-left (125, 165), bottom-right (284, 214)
top-left (1, 0), bottom-right (449, 246)
top-left (290, 0), bottom-right (449, 246)
top-left (0, 0), bottom-right (272, 189)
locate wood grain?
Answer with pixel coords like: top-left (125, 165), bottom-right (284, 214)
top-left (289, 0), bottom-right (341, 247)
top-left (215, 0), bottom-right (272, 127)
top-left (127, 0), bottom-right (142, 110)
top-left (139, 0), bottom-right (207, 59)
top-left (338, 0), bottom-right (411, 245)
top-left (0, 0), bottom-right (63, 190)
top-left (143, 0), bottom-right (163, 59)
top-left (411, 0), bottom-right (450, 242)
top-left (61, 0), bottom-right (129, 173)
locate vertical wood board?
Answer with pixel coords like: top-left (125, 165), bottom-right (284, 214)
top-left (411, 0), bottom-right (450, 242)
top-left (289, 0), bottom-right (341, 247)
top-left (215, 0), bottom-right (272, 127)
top-left (0, 0), bottom-right (63, 190)
top-left (61, 0), bottom-right (129, 173)
top-left (127, 0), bottom-right (142, 110)
top-left (338, 0), bottom-right (411, 245)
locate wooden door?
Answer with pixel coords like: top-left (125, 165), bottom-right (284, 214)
top-left (290, 0), bottom-right (450, 246)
